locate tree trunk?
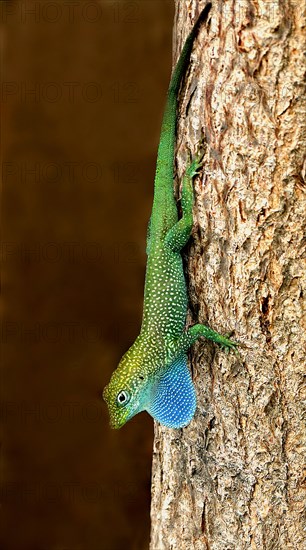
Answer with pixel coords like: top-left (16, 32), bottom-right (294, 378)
top-left (150, 1), bottom-right (306, 549)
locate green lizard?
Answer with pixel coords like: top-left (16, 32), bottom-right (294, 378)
top-left (103, 3), bottom-right (237, 429)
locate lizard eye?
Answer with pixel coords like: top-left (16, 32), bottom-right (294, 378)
top-left (116, 390), bottom-right (130, 407)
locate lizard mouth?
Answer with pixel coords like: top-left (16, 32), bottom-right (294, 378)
top-left (102, 385), bottom-right (109, 402)
top-left (110, 416), bottom-right (126, 430)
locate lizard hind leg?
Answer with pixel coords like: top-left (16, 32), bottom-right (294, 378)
top-left (165, 152), bottom-right (204, 252)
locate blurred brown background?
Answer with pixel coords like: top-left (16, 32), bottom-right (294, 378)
top-left (1, 1), bottom-right (174, 548)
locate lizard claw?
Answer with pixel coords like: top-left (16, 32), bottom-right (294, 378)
top-left (219, 333), bottom-right (240, 357)
top-left (186, 150), bottom-right (205, 179)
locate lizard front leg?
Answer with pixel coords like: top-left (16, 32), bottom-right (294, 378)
top-left (172, 324), bottom-right (238, 355)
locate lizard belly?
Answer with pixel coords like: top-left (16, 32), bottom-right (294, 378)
top-left (141, 244), bottom-right (187, 338)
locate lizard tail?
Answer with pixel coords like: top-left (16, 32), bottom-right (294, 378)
top-left (167, 3), bottom-right (211, 103)
top-left (152, 3), bottom-right (211, 226)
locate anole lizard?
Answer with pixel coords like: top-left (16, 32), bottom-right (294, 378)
top-left (103, 3), bottom-right (237, 429)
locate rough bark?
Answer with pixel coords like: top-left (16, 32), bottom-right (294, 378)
top-left (150, 1), bottom-right (306, 549)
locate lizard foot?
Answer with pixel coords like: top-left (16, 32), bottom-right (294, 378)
top-left (186, 151), bottom-right (205, 179)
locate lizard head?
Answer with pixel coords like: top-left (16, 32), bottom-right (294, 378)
top-left (103, 348), bottom-right (149, 429)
